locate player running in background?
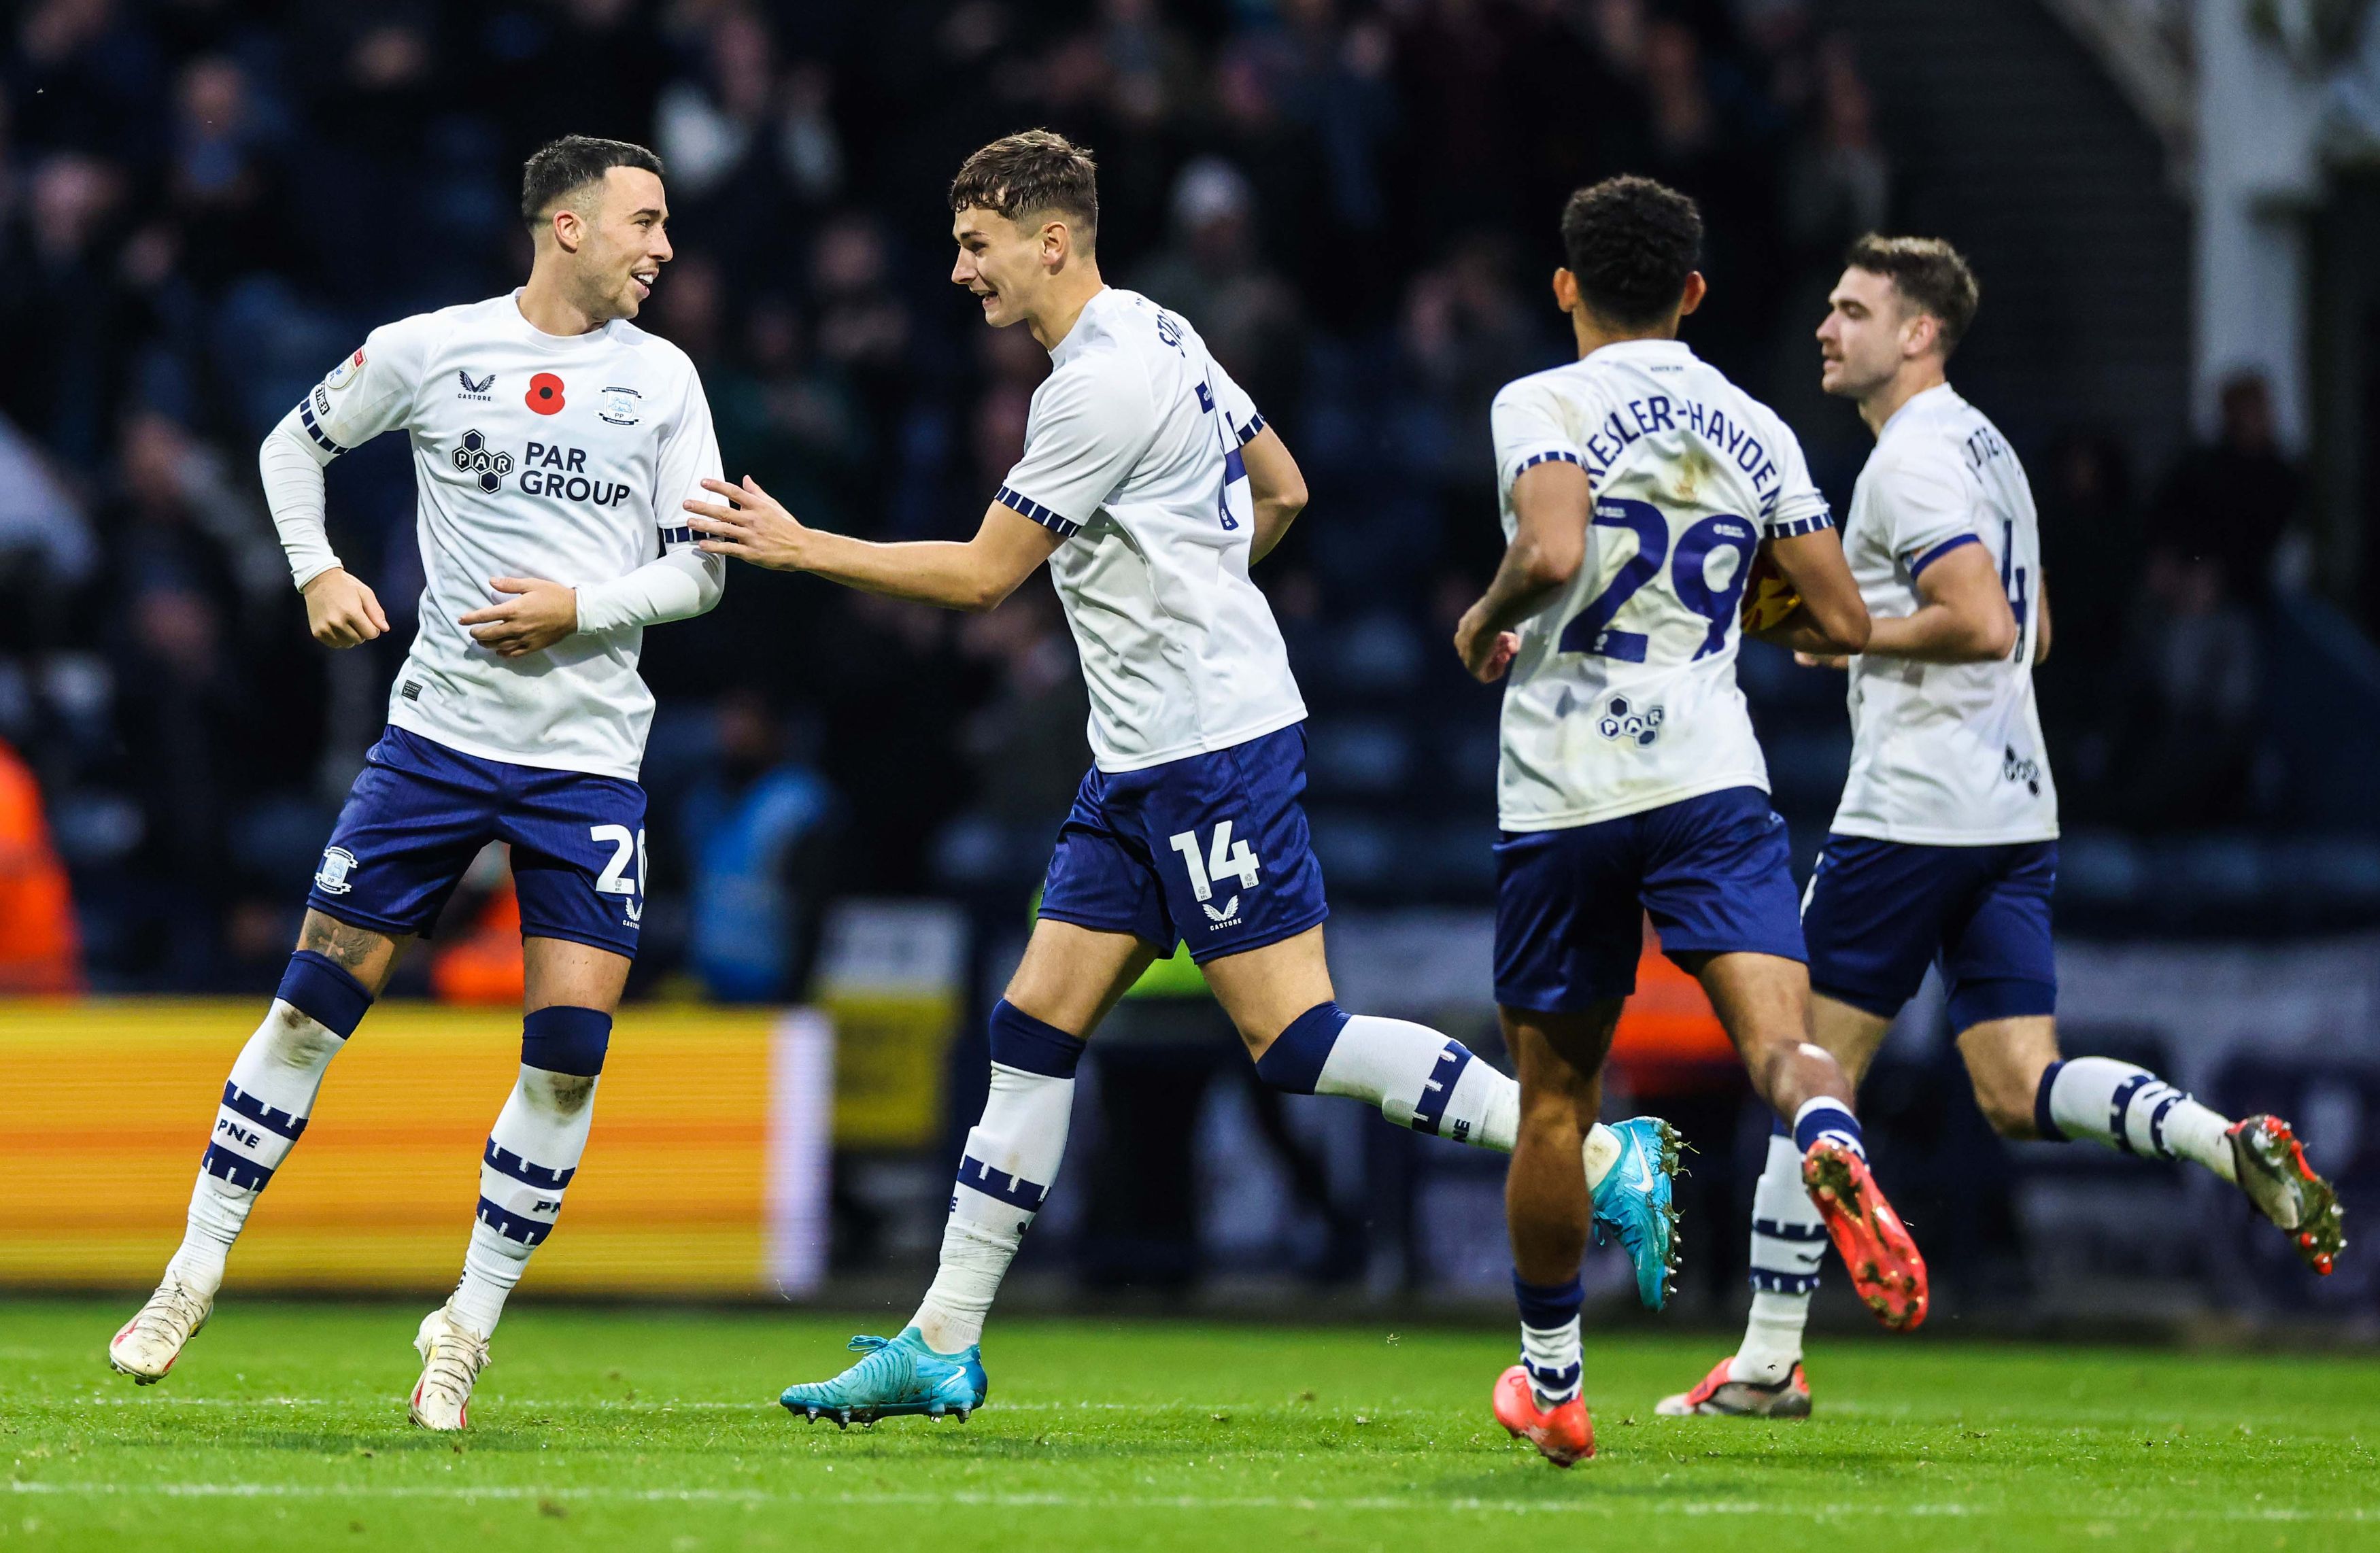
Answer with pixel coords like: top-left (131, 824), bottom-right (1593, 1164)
top-left (1452, 177), bottom-right (1926, 1467)
top-left (687, 131), bottom-right (1679, 1427)
top-left (1659, 236), bottom-right (2345, 1422)
top-left (107, 137), bottom-right (726, 1431)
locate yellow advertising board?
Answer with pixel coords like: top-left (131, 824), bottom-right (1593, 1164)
top-left (0, 1000), bottom-right (831, 1297)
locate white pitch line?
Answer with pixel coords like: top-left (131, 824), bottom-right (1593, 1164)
top-left (2, 1482), bottom-right (2368, 1522)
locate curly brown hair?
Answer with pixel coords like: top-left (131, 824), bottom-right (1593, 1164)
top-left (949, 130), bottom-right (1100, 250)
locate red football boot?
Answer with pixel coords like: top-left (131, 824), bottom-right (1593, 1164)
top-left (2228, 1115), bottom-right (2347, 1275)
top-left (1654, 1355), bottom-right (1812, 1418)
top-left (1802, 1140), bottom-right (1928, 1331)
top-left (1493, 1365), bottom-right (1595, 1467)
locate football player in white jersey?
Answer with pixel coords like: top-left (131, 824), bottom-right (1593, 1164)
top-left (687, 131), bottom-right (1678, 1424)
top-left (1660, 236), bottom-right (2345, 1422)
top-left (107, 137), bottom-right (726, 1429)
top-left (1452, 177), bottom-right (1928, 1466)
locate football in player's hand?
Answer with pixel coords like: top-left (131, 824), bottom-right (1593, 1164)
top-left (1739, 545), bottom-right (1802, 632)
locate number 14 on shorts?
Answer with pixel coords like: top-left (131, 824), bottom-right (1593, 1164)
top-left (1168, 821), bottom-right (1262, 920)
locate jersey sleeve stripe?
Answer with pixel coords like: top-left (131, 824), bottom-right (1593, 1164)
top-left (1764, 509), bottom-right (1834, 540)
top-left (297, 400), bottom-right (347, 456)
top-left (1236, 411), bottom-right (1267, 445)
top-left (1907, 532), bottom-right (1982, 577)
top-left (1516, 449), bottom-right (1583, 473)
top-left (658, 524), bottom-right (694, 547)
top-left (996, 485), bottom-right (1082, 538)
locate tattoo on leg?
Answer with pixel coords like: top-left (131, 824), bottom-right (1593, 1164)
top-left (300, 915), bottom-right (390, 973)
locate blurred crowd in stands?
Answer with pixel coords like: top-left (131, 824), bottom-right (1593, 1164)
top-left (0, 0), bottom-right (2336, 993)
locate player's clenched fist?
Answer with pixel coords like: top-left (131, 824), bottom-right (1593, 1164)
top-left (301, 568), bottom-right (390, 649)
top-left (685, 476), bottom-right (811, 571)
top-left (1452, 607), bottom-right (1522, 685)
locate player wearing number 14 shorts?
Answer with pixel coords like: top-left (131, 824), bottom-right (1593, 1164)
top-left (1452, 177), bottom-right (1924, 1467)
top-left (686, 132), bottom-right (1678, 1425)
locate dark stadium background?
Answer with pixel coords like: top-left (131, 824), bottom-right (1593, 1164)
top-left (1, 0), bottom-right (2375, 1327)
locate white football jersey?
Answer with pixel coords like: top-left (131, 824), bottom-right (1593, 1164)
top-left (997, 287), bottom-right (1306, 772)
top-left (1490, 339), bottom-right (1833, 830)
top-left (1831, 383), bottom-right (2058, 844)
top-left (293, 292), bottom-right (721, 780)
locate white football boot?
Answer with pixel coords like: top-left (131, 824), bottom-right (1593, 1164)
top-left (107, 1275), bottom-right (214, 1384)
top-left (408, 1304), bottom-right (492, 1431)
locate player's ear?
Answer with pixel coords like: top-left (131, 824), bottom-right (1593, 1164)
top-left (1676, 271), bottom-right (1707, 318)
top-left (1551, 267), bottom-right (1580, 314)
top-left (551, 205), bottom-right (584, 255)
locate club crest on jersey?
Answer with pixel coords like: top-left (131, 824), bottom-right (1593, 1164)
top-left (1596, 695), bottom-right (1665, 748)
top-left (314, 847), bottom-right (358, 895)
top-left (452, 429), bottom-right (514, 494)
top-left (456, 369), bottom-right (494, 402)
top-left (598, 385), bottom-right (642, 426)
top-left (325, 347), bottom-right (365, 390)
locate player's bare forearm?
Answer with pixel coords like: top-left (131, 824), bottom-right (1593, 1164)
top-left (1454, 460), bottom-right (1589, 682)
top-left (687, 478), bottom-right (1059, 613)
top-left (1764, 526), bottom-right (1869, 655)
top-left (1242, 426), bottom-right (1308, 566)
top-left (1860, 542), bottom-right (2014, 664)
top-left (2033, 573), bottom-right (2053, 664)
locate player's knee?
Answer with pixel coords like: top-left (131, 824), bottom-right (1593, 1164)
top-left (520, 1006), bottom-right (611, 1112)
top-left (274, 948), bottom-right (375, 1046)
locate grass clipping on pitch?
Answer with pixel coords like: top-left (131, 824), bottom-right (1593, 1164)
top-left (5, 1299), bottom-right (2376, 1552)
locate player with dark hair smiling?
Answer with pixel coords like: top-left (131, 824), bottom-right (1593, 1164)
top-left (106, 135), bottom-right (725, 1431)
top-left (1453, 176), bottom-right (1922, 1466)
top-left (689, 131), bottom-right (1684, 1427)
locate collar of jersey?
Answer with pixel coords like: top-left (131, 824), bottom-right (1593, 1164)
top-left (1577, 337), bottom-right (1694, 367)
top-left (1877, 380), bottom-right (1963, 440)
top-left (503, 289), bottom-right (622, 354)
top-left (1047, 286), bottom-right (1114, 366)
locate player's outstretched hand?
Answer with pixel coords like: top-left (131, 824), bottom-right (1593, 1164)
top-left (686, 477), bottom-right (809, 571)
top-left (301, 568), bottom-right (390, 649)
top-left (1453, 607), bottom-right (1522, 684)
top-left (460, 577), bottom-right (577, 658)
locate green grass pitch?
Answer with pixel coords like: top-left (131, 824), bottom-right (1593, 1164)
top-left (4, 1298), bottom-right (2375, 1552)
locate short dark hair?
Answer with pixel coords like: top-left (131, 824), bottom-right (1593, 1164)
top-left (949, 129), bottom-right (1099, 248)
top-left (1843, 234), bottom-right (1980, 356)
top-left (1559, 175), bottom-right (1703, 326)
top-left (520, 135), bottom-right (664, 226)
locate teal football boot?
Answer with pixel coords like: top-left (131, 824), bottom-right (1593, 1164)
top-left (1591, 1116), bottom-right (1684, 1310)
top-left (779, 1329), bottom-right (989, 1427)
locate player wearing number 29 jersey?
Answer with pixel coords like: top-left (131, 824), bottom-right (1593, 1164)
top-left (1489, 341), bottom-right (1833, 833)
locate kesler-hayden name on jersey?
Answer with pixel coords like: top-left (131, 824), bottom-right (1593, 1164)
top-left (1490, 339), bottom-right (1833, 831)
top-left (289, 292), bottom-right (721, 780)
top-left (1833, 383), bottom-right (2058, 845)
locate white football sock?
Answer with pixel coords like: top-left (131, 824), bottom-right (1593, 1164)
top-left (911, 1061), bottom-right (1074, 1354)
top-left (1316, 1014), bottom-right (1520, 1150)
top-left (167, 1002), bottom-right (347, 1297)
top-left (448, 1065), bottom-right (598, 1337)
top-left (1520, 1317), bottom-right (1583, 1407)
top-left (1733, 1130), bottom-right (1823, 1384)
top-left (2045, 1057), bottom-right (2235, 1182)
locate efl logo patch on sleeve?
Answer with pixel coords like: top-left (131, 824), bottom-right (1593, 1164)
top-left (325, 348), bottom-right (366, 391)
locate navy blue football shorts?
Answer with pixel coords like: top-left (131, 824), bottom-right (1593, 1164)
top-left (1037, 723), bottom-right (1329, 963)
top-left (1493, 784), bottom-right (1805, 1013)
top-left (1800, 834), bottom-right (2058, 1031)
top-left (305, 726), bottom-right (647, 958)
